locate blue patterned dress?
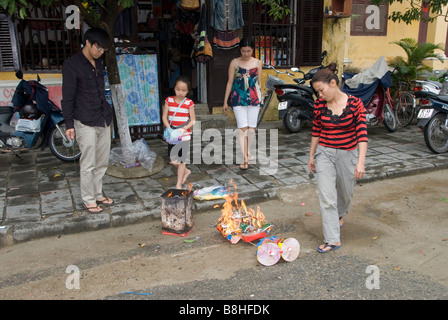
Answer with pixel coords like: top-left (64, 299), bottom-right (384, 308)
top-left (230, 61), bottom-right (263, 108)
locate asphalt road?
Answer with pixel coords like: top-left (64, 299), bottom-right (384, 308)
top-left (1, 169), bottom-right (447, 313)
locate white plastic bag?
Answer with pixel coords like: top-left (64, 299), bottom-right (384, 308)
top-left (132, 138), bottom-right (157, 172)
top-left (109, 138), bottom-right (157, 172)
top-left (15, 117), bottom-right (42, 132)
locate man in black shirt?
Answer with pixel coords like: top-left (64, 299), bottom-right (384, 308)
top-left (62, 27), bottom-right (114, 213)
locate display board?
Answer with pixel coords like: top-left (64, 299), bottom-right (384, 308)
top-left (117, 53), bottom-right (161, 126)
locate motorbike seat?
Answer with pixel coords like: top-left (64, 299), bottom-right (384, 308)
top-left (426, 80), bottom-right (443, 89)
top-left (277, 83), bottom-right (315, 96)
top-left (298, 86), bottom-right (315, 96)
top-left (433, 95), bottom-right (448, 104)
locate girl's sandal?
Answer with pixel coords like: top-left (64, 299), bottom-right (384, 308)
top-left (239, 162), bottom-right (249, 170)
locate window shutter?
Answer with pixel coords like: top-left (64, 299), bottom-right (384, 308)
top-left (0, 9), bottom-right (19, 71)
top-left (296, 0), bottom-right (323, 66)
top-left (351, 0), bottom-right (389, 36)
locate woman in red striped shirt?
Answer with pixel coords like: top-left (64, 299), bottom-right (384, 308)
top-left (308, 65), bottom-right (368, 253)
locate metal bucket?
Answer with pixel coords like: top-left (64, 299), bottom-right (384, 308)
top-left (160, 189), bottom-right (194, 236)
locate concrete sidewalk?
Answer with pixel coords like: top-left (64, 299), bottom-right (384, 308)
top-left (1, 121), bottom-right (447, 246)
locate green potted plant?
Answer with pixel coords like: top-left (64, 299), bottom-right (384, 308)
top-left (389, 38), bottom-right (445, 89)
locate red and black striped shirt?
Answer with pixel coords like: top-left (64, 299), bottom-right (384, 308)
top-left (312, 96), bottom-right (368, 150)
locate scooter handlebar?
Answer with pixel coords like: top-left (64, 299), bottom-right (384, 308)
top-left (263, 64), bottom-right (297, 79)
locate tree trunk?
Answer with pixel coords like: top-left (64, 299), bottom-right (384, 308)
top-left (102, 2), bottom-right (135, 165)
top-left (110, 83), bottom-right (134, 164)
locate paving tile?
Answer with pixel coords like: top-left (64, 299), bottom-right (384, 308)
top-left (1, 122), bottom-right (448, 244)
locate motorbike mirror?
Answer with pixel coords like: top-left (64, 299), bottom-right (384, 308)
top-left (321, 51), bottom-right (327, 61)
top-left (15, 70), bottom-right (23, 79)
top-left (291, 67), bottom-right (299, 72)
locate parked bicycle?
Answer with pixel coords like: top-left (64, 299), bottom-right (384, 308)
top-left (341, 57), bottom-right (398, 132)
top-left (391, 81), bottom-right (416, 127)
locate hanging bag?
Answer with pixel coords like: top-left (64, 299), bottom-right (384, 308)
top-left (181, 0), bottom-right (200, 11)
top-left (193, 4), bottom-right (213, 63)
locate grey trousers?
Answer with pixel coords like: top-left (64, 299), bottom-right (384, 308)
top-left (74, 120), bottom-right (111, 205)
top-left (314, 145), bottom-right (358, 244)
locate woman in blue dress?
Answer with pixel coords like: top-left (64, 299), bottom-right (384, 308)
top-left (223, 38), bottom-right (263, 170)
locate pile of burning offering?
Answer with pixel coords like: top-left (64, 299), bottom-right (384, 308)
top-left (216, 181), bottom-right (273, 244)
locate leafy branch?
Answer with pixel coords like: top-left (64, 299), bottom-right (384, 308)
top-left (371, 0), bottom-right (448, 24)
top-left (242, 0), bottom-right (290, 20)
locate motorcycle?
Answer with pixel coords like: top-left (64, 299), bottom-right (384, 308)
top-left (415, 79), bottom-right (443, 95)
top-left (273, 51), bottom-right (328, 133)
top-left (414, 72), bottom-right (448, 95)
top-left (414, 72), bottom-right (448, 113)
top-left (340, 57), bottom-right (398, 132)
top-left (415, 90), bottom-right (448, 153)
top-left (0, 71), bottom-right (81, 161)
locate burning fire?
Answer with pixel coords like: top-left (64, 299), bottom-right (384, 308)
top-left (166, 183), bottom-right (193, 198)
top-left (216, 180), bottom-right (272, 243)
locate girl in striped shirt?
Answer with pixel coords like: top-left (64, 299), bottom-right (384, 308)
top-left (308, 66), bottom-right (368, 253)
top-left (162, 77), bottom-right (196, 189)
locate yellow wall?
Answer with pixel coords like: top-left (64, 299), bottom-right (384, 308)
top-left (424, 11), bottom-right (448, 70)
top-left (0, 72), bottom-right (62, 81)
top-left (347, 2), bottom-right (420, 70)
top-left (347, 3), bottom-right (447, 71)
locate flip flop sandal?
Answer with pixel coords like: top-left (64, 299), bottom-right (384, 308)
top-left (317, 243), bottom-right (341, 253)
top-left (83, 203), bottom-right (103, 213)
top-left (96, 197), bottom-right (114, 205)
top-left (339, 216), bottom-right (344, 228)
top-left (239, 162), bottom-right (249, 170)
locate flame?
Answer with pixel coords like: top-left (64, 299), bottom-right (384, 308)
top-left (216, 180), bottom-right (269, 239)
top-left (181, 183), bottom-right (193, 196)
top-left (166, 183), bottom-right (193, 198)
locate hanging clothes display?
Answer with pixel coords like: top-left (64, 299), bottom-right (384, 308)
top-left (210, 0), bottom-right (244, 32)
top-left (212, 29), bottom-right (240, 50)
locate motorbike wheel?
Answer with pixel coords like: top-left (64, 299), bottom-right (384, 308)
top-left (283, 107), bottom-right (303, 133)
top-left (424, 113), bottom-right (448, 153)
top-left (49, 121), bottom-right (82, 162)
top-left (383, 103), bottom-right (398, 132)
top-left (394, 92), bottom-right (415, 127)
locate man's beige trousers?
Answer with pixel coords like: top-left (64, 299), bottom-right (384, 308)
top-left (74, 120), bottom-right (111, 206)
